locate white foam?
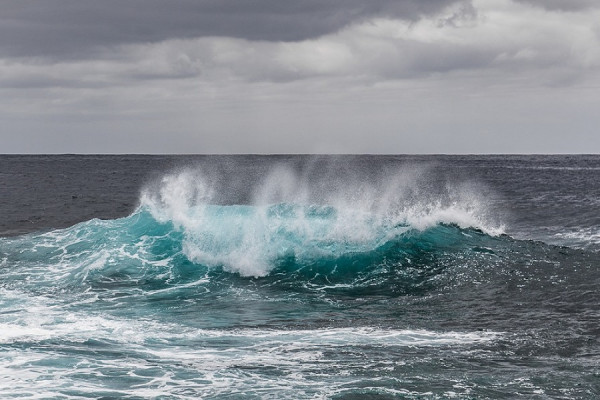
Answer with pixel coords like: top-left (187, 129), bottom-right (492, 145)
top-left (553, 228), bottom-right (600, 248)
top-left (0, 287), bottom-right (499, 347)
top-left (0, 287), bottom-right (501, 399)
top-left (140, 165), bottom-right (504, 276)
top-left (0, 315), bottom-right (498, 347)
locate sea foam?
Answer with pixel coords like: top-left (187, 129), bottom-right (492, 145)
top-left (140, 164), bottom-right (503, 277)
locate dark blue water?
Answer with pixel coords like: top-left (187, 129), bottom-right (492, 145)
top-left (0, 155), bottom-right (599, 398)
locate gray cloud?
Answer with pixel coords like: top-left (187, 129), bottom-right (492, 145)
top-left (514, 0), bottom-right (599, 11)
top-left (1, 0), bottom-right (600, 154)
top-left (0, 0), bottom-right (460, 59)
top-left (2, 0), bottom-right (599, 90)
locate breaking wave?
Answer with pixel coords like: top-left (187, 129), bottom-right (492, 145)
top-left (0, 165), bottom-right (512, 301)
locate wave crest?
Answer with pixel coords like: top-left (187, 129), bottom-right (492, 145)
top-left (140, 166), bottom-right (503, 277)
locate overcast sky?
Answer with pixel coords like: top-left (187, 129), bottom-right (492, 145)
top-left (2, 0), bottom-right (599, 153)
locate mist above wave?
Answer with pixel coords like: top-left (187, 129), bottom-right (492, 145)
top-left (140, 163), bottom-right (503, 277)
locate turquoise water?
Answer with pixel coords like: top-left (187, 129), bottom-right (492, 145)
top-left (0, 157), bottom-right (599, 398)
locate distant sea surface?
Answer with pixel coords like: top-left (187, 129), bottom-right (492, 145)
top-left (0, 155), bottom-right (599, 398)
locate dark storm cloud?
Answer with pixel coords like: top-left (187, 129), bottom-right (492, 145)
top-left (0, 0), bottom-right (461, 59)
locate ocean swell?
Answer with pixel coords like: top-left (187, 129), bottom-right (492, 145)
top-left (140, 166), bottom-right (504, 277)
top-left (0, 165), bottom-right (508, 299)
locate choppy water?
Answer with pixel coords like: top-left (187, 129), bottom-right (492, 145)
top-left (0, 155), bottom-right (599, 398)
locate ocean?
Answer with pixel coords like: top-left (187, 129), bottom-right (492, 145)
top-left (0, 155), bottom-right (598, 399)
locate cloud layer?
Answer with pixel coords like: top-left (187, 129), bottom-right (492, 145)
top-left (0, 0), bottom-right (458, 58)
top-left (1, 0), bottom-right (600, 153)
top-left (4, 0), bottom-right (599, 86)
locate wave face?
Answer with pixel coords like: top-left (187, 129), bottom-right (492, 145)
top-left (1, 159), bottom-right (599, 399)
top-left (0, 164), bottom-right (513, 311)
top-left (0, 205), bottom-right (507, 298)
top-left (139, 166), bottom-right (503, 277)
top-left (0, 165), bottom-right (508, 302)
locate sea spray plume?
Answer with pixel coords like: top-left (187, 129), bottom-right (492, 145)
top-left (140, 169), bottom-right (215, 229)
top-left (251, 160), bottom-right (501, 233)
top-left (139, 162), bottom-right (504, 277)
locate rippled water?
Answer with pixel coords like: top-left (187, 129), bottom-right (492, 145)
top-left (0, 155), bottom-right (599, 398)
